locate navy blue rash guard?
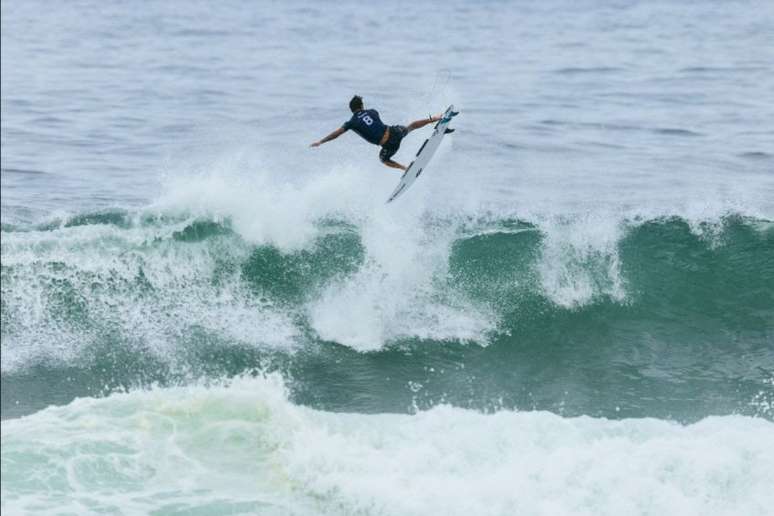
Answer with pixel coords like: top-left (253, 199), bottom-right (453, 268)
top-left (342, 109), bottom-right (387, 145)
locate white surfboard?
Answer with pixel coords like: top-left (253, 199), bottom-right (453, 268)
top-left (386, 105), bottom-right (458, 203)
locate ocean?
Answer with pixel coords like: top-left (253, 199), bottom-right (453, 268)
top-left (2, 0), bottom-right (774, 514)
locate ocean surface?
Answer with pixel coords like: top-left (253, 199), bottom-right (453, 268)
top-left (2, 0), bottom-right (774, 514)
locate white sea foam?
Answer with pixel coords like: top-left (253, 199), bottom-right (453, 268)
top-left (150, 147), bottom-right (390, 251)
top-left (149, 151), bottom-right (498, 350)
top-left (2, 376), bottom-right (773, 516)
top-left (0, 219), bottom-right (299, 373)
top-left (309, 203), bottom-right (495, 350)
top-left (536, 211), bottom-right (627, 308)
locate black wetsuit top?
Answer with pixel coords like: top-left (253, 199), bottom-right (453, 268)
top-left (342, 109), bottom-right (387, 145)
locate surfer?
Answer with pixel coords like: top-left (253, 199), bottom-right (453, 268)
top-left (310, 95), bottom-right (441, 171)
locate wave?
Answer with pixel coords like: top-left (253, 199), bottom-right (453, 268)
top-left (2, 374), bottom-right (773, 515)
top-left (2, 206), bottom-right (772, 419)
top-left (3, 210), bottom-right (771, 347)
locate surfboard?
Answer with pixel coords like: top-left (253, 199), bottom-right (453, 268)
top-left (386, 105), bottom-right (458, 203)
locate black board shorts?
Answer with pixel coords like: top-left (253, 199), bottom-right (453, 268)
top-left (379, 125), bottom-right (408, 162)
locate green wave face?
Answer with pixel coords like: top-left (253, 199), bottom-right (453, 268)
top-left (2, 212), bottom-right (773, 421)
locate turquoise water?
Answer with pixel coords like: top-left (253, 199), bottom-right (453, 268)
top-left (2, 0), bottom-right (774, 514)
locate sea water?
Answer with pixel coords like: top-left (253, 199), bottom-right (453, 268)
top-left (2, 1), bottom-right (774, 514)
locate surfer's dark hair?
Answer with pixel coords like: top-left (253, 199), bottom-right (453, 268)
top-left (349, 95), bottom-right (363, 112)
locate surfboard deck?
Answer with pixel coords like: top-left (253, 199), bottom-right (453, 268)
top-left (386, 105), bottom-right (458, 203)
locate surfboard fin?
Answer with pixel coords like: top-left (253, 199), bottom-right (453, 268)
top-left (440, 111), bottom-right (459, 124)
top-left (444, 128), bottom-right (455, 134)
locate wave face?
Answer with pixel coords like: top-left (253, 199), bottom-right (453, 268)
top-left (2, 209), bottom-right (773, 421)
top-left (2, 375), bottom-right (774, 516)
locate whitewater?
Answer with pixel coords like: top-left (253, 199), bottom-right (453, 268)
top-left (2, 0), bottom-right (774, 515)
top-left (3, 375), bottom-right (774, 515)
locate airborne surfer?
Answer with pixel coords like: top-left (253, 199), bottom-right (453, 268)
top-left (310, 95), bottom-right (442, 172)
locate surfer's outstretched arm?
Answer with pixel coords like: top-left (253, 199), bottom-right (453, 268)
top-left (311, 127), bottom-right (346, 147)
top-left (406, 114), bottom-right (441, 133)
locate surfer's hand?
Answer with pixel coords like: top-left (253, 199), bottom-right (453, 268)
top-left (310, 141), bottom-right (321, 148)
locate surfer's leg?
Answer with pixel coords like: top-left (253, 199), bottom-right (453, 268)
top-left (379, 142), bottom-right (405, 170)
top-left (406, 115), bottom-right (441, 133)
top-left (382, 159), bottom-right (407, 171)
